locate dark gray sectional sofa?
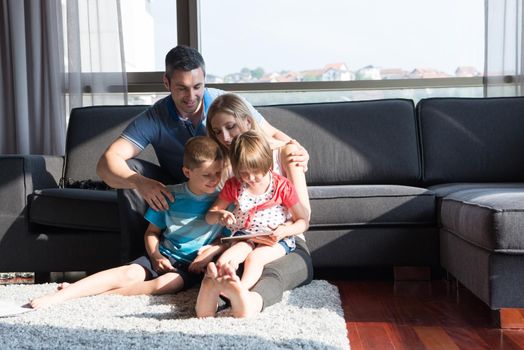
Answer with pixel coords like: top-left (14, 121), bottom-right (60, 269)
top-left (1, 96), bottom-right (524, 317)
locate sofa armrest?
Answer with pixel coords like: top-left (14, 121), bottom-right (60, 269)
top-left (0, 155), bottom-right (64, 215)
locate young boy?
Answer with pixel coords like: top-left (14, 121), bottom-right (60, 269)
top-left (30, 136), bottom-right (227, 309)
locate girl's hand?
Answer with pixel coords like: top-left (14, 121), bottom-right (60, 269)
top-left (251, 226), bottom-right (283, 246)
top-left (271, 225), bottom-right (287, 241)
top-left (218, 211), bottom-right (236, 226)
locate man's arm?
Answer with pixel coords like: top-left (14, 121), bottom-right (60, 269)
top-left (97, 138), bottom-right (141, 189)
top-left (96, 137), bottom-right (174, 211)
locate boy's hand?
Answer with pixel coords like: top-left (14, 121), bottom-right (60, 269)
top-left (151, 255), bottom-right (175, 274)
top-left (189, 253), bottom-right (213, 273)
top-left (189, 244), bottom-right (224, 273)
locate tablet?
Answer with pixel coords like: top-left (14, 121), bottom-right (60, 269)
top-left (220, 232), bottom-right (272, 243)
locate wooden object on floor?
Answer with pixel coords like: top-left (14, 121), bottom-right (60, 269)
top-left (494, 308), bottom-right (524, 329)
top-left (393, 266), bottom-right (431, 281)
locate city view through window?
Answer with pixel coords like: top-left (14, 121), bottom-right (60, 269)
top-left (120, 0), bottom-right (484, 84)
top-left (200, 0), bottom-right (484, 83)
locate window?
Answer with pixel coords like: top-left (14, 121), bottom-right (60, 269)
top-left (200, 0), bottom-right (484, 83)
top-left (121, 0), bottom-right (177, 72)
top-left (118, 0), bottom-right (485, 104)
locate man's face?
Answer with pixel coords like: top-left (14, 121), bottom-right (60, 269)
top-left (164, 68), bottom-right (205, 119)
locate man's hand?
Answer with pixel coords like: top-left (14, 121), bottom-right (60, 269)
top-left (285, 139), bottom-right (309, 173)
top-left (133, 174), bottom-right (174, 211)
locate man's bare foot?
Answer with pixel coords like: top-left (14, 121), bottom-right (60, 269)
top-left (29, 293), bottom-right (65, 309)
top-left (195, 263), bottom-right (221, 318)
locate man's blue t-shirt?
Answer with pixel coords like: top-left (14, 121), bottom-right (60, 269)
top-left (144, 182), bottom-right (223, 264)
top-left (121, 88), bottom-right (265, 183)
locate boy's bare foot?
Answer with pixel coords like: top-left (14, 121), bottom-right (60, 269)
top-left (57, 282), bottom-right (70, 290)
top-left (29, 293), bottom-right (65, 309)
top-left (195, 263), bottom-right (221, 318)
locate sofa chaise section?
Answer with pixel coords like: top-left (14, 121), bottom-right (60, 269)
top-left (418, 97), bottom-right (524, 320)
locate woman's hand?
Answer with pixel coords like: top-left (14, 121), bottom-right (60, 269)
top-left (285, 139), bottom-right (309, 173)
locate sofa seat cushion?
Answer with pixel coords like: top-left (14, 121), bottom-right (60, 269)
top-left (429, 182), bottom-right (524, 199)
top-left (308, 185), bottom-right (435, 227)
top-left (440, 188), bottom-right (524, 253)
top-left (30, 188), bottom-right (120, 232)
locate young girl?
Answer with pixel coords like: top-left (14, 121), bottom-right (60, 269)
top-left (202, 131), bottom-right (309, 306)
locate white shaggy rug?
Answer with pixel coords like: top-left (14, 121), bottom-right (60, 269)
top-left (0, 280), bottom-right (349, 350)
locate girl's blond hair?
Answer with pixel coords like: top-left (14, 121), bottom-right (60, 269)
top-left (229, 130), bottom-right (273, 179)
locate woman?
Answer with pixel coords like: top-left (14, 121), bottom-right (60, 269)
top-left (196, 93), bottom-right (313, 318)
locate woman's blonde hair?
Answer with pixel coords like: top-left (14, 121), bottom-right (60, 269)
top-left (229, 130), bottom-right (273, 179)
top-left (206, 93), bottom-right (263, 156)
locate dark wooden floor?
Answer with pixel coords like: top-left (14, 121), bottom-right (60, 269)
top-left (332, 279), bottom-right (524, 350)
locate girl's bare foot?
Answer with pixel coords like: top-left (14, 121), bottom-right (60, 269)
top-left (29, 293), bottom-right (65, 309)
top-left (215, 262), bottom-right (262, 318)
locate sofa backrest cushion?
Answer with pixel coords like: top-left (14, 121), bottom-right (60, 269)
top-left (257, 99), bottom-right (420, 186)
top-left (64, 105), bottom-right (158, 183)
top-left (418, 97), bottom-right (524, 184)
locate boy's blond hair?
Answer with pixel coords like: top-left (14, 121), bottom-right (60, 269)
top-left (229, 130), bottom-right (273, 179)
top-left (184, 136), bottom-right (224, 170)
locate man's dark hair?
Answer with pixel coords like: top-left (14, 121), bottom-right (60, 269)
top-left (165, 45), bottom-right (206, 79)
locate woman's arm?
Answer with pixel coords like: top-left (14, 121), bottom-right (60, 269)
top-left (274, 202), bottom-right (309, 239)
top-left (280, 143), bottom-right (311, 218)
top-left (262, 124), bottom-right (309, 171)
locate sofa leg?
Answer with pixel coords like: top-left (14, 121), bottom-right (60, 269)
top-left (393, 266), bottom-right (431, 281)
top-left (493, 309), bottom-right (524, 329)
